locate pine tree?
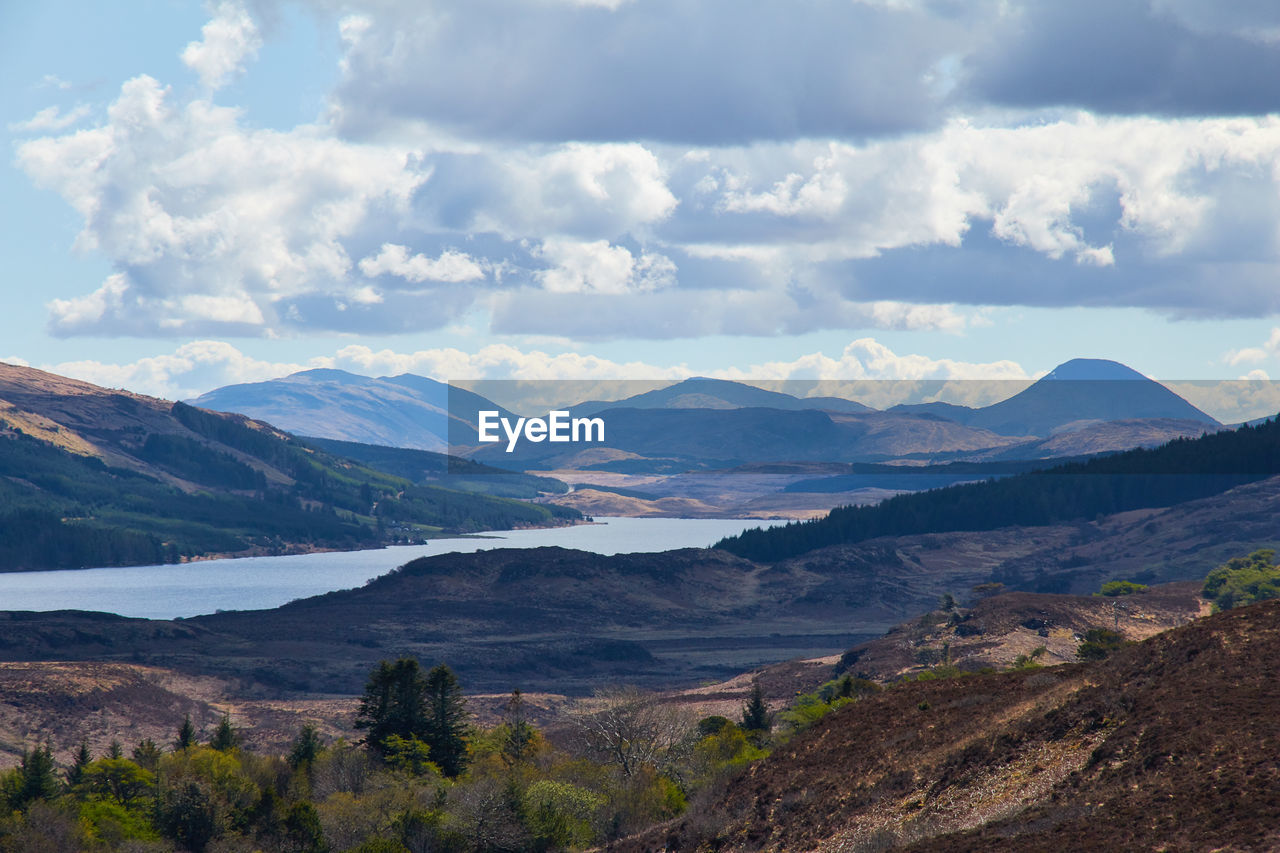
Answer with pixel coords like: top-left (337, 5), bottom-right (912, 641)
top-left (175, 714), bottom-right (197, 751)
top-left (132, 738), bottom-right (162, 772)
top-left (106, 739), bottom-right (123, 760)
top-left (741, 680), bottom-right (771, 733)
top-left (501, 689), bottom-right (536, 768)
top-left (11, 743), bottom-right (59, 809)
top-left (354, 658), bottom-right (470, 777)
top-left (423, 664), bottom-right (470, 778)
top-left (287, 723), bottom-right (324, 771)
top-left (355, 658), bottom-right (428, 755)
top-left (66, 740), bottom-right (91, 787)
top-left (210, 714), bottom-right (237, 752)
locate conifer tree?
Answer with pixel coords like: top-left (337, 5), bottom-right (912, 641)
top-left (741, 680), bottom-right (771, 733)
top-left (175, 714), bottom-right (197, 751)
top-left (11, 743), bottom-right (59, 809)
top-left (210, 715), bottom-right (238, 752)
top-left (355, 658), bottom-right (428, 755)
top-left (66, 740), bottom-right (91, 787)
top-left (287, 723), bottom-right (324, 771)
top-left (422, 664), bottom-right (470, 778)
top-left (501, 688), bottom-right (536, 768)
top-left (132, 738), bottom-right (162, 772)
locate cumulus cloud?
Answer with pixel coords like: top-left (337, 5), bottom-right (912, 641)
top-left (19, 75), bottom-right (421, 337)
top-left (534, 239), bottom-right (675, 294)
top-left (19, 0), bottom-right (1280, 343)
top-left (358, 244), bottom-right (486, 283)
top-left (181, 1), bottom-right (262, 90)
top-left (49, 341), bottom-right (316, 401)
top-left (42, 337), bottom-right (1032, 407)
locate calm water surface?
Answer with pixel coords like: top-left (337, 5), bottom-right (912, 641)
top-left (0, 517), bottom-right (786, 619)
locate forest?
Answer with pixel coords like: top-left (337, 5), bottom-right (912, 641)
top-left (717, 416), bottom-right (1280, 562)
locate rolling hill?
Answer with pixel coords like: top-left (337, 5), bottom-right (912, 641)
top-left (0, 363), bottom-right (577, 571)
top-left (570, 376), bottom-right (873, 415)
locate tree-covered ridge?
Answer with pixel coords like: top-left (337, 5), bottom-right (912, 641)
top-left (0, 389), bottom-right (578, 571)
top-left (716, 416), bottom-right (1280, 562)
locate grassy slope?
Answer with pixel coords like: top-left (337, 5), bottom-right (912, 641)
top-left (0, 364), bottom-right (578, 570)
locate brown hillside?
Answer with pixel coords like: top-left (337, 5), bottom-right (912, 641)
top-left (0, 360), bottom-right (294, 490)
top-left (838, 581), bottom-right (1206, 680)
top-left (617, 599), bottom-right (1280, 852)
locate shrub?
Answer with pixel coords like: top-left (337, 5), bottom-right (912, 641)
top-left (1098, 580), bottom-right (1148, 597)
top-left (1202, 549), bottom-right (1280, 611)
top-left (1077, 628), bottom-right (1126, 661)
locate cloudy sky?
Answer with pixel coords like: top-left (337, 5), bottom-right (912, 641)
top-left (5, 0), bottom-right (1280, 418)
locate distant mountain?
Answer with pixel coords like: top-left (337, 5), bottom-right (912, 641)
top-left (194, 361), bottom-right (1223, 474)
top-left (469, 407), bottom-right (1024, 470)
top-left (190, 369), bottom-right (513, 451)
top-left (572, 377), bottom-right (873, 415)
top-left (0, 363), bottom-right (576, 571)
top-left (892, 359), bottom-right (1218, 437)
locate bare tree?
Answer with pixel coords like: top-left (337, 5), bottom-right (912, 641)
top-left (571, 686), bottom-right (696, 779)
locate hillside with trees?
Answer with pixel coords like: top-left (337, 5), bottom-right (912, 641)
top-left (0, 364), bottom-right (577, 571)
top-left (717, 415), bottom-right (1280, 562)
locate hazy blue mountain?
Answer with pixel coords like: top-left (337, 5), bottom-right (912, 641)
top-left (571, 377), bottom-right (873, 416)
top-left (966, 359), bottom-right (1218, 436)
top-left (191, 369), bottom-right (512, 451)
top-left (468, 407), bottom-right (1024, 471)
top-left (892, 359), bottom-right (1217, 437)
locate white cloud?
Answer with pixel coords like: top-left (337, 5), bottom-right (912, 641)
top-left (358, 244), bottom-right (486, 283)
top-left (534, 239), bottom-right (675, 294)
top-left (21, 3), bottom-right (1280, 343)
top-left (1225, 347), bottom-right (1268, 366)
top-left (181, 1), bottom-right (262, 90)
top-left (1166, 379), bottom-right (1280, 425)
top-left (19, 75), bottom-right (420, 336)
top-left (9, 105), bottom-right (90, 133)
top-left (40, 337), bottom-right (1026, 404)
top-left (49, 341), bottom-right (317, 401)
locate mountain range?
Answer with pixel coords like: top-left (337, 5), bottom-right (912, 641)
top-left (191, 359), bottom-right (1224, 475)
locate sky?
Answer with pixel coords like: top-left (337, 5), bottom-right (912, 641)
top-left (5, 0), bottom-right (1280, 420)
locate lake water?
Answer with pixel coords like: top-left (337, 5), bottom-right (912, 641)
top-left (0, 517), bottom-right (787, 619)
